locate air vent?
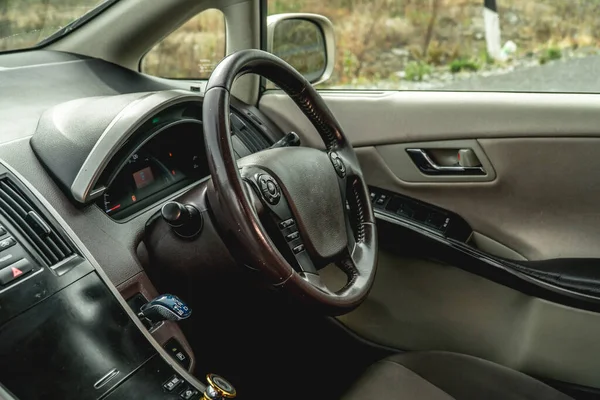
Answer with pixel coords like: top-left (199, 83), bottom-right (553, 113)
top-left (0, 179), bottom-right (74, 266)
top-left (231, 113), bottom-right (271, 153)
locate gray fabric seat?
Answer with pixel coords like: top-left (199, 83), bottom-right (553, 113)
top-left (343, 351), bottom-right (573, 400)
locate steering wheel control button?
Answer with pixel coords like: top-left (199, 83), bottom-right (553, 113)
top-left (329, 152), bottom-right (347, 177)
top-left (205, 374), bottom-right (236, 399)
top-left (293, 244), bottom-right (305, 254)
top-left (257, 174), bottom-right (281, 205)
top-left (163, 375), bottom-right (183, 392)
top-left (286, 231), bottom-right (300, 242)
top-left (0, 259), bottom-right (32, 285)
top-left (279, 218), bottom-right (295, 229)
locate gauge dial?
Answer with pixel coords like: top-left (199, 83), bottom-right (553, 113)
top-left (102, 150), bottom-right (174, 214)
top-left (98, 119), bottom-right (208, 219)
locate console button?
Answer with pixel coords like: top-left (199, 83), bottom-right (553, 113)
top-left (396, 203), bottom-right (415, 218)
top-left (425, 212), bottom-right (450, 231)
top-left (0, 259), bottom-right (32, 285)
top-left (279, 218), bottom-right (295, 229)
top-left (0, 245), bottom-right (26, 270)
top-left (180, 386), bottom-right (198, 399)
top-left (375, 194), bottom-right (388, 205)
top-left (0, 237), bottom-right (16, 251)
top-left (285, 231), bottom-right (299, 242)
top-left (0, 226), bottom-right (6, 236)
top-left (293, 244), bottom-right (305, 254)
top-left (164, 338), bottom-right (191, 369)
top-left (163, 375), bottom-right (183, 392)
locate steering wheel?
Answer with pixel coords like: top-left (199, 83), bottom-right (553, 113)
top-left (202, 49), bottom-right (377, 315)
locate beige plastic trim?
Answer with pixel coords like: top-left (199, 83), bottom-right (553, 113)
top-left (266, 13), bottom-right (335, 85)
top-left (376, 139), bottom-right (496, 182)
top-left (322, 250), bottom-right (600, 389)
top-left (471, 232), bottom-right (527, 261)
top-left (48, 0), bottom-right (261, 104)
top-left (224, 0), bottom-right (261, 104)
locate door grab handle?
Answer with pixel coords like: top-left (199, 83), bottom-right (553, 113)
top-left (406, 149), bottom-right (486, 176)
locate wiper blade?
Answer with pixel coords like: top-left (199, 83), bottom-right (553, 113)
top-left (37, 0), bottom-right (119, 47)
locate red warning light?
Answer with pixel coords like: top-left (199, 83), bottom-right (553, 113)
top-left (131, 195), bottom-right (137, 202)
top-left (171, 170), bottom-right (176, 176)
top-left (169, 152), bottom-right (173, 157)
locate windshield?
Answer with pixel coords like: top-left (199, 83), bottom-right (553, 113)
top-left (0, 0), bottom-right (113, 52)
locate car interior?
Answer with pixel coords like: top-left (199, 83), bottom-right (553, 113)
top-left (1, 0), bottom-right (600, 399)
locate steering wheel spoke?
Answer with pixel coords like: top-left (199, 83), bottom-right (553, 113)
top-left (332, 222), bottom-right (376, 298)
top-left (299, 272), bottom-right (330, 292)
top-left (240, 164), bottom-right (321, 276)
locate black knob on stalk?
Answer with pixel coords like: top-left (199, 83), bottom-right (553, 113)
top-left (161, 201), bottom-right (203, 238)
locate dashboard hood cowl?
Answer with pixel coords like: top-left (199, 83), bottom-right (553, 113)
top-left (30, 90), bottom-right (202, 204)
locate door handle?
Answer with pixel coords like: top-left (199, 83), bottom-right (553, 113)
top-left (406, 148), bottom-right (486, 176)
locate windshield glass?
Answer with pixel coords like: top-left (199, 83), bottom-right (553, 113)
top-left (0, 0), bottom-right (111, 52)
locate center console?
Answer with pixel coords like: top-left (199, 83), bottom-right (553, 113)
top-left (0, 165), bottom-right (210, 399)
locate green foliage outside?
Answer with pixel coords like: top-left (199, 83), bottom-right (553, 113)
top-left (405, 61), bottom-right (432, 81)
top-left (539, 47), bottom-right (562, 64)
top-left (449, 58), bottom-right (480, 73)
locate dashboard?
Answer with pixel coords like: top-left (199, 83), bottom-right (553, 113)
top-left (0, 51), bottom-right (286, 400)
top-left (98, 120), bottom-right (209, 220)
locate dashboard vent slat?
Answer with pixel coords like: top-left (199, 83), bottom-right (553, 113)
top-left (0, 179), bottom-right (74, 267)
top-left (230, 113), bottom-right (271, 154)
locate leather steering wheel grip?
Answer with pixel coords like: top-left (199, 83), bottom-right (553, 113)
top-left (202, 49), bottom-right (377, 315)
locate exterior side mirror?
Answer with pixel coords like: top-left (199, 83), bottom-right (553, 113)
top-left (267, 13), bottom-right (335, 86)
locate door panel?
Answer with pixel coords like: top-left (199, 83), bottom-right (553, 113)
top-left (259, 92), bottom-right (600, 260)
top-left (258, 90), bottom-right (600, 389)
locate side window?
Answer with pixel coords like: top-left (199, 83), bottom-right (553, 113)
top-left (268, 0), bottom-right (600, 93)
top-left (141, 9), bottom-right (225, 79)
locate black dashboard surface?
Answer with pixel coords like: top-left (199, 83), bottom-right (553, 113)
top-left (0, 272), bottom-right (156, 399)
top-left (0, 51), bottom-right (172, 145)
top-left (0, 50), bottom-right (282, 288)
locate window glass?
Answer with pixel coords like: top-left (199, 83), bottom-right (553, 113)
top-left (268, 0), bottom-right (600, 92)
top-left (0, 0), bottom-right (106, 52)
top-left (141, 9), bottom-right (225, 79)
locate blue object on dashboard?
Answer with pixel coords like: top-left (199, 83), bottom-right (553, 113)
top-left (138, 294), bottom-right (192, 324)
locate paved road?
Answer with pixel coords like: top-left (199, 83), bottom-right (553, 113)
top-left (441, 55), bottom-right (600, 92)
